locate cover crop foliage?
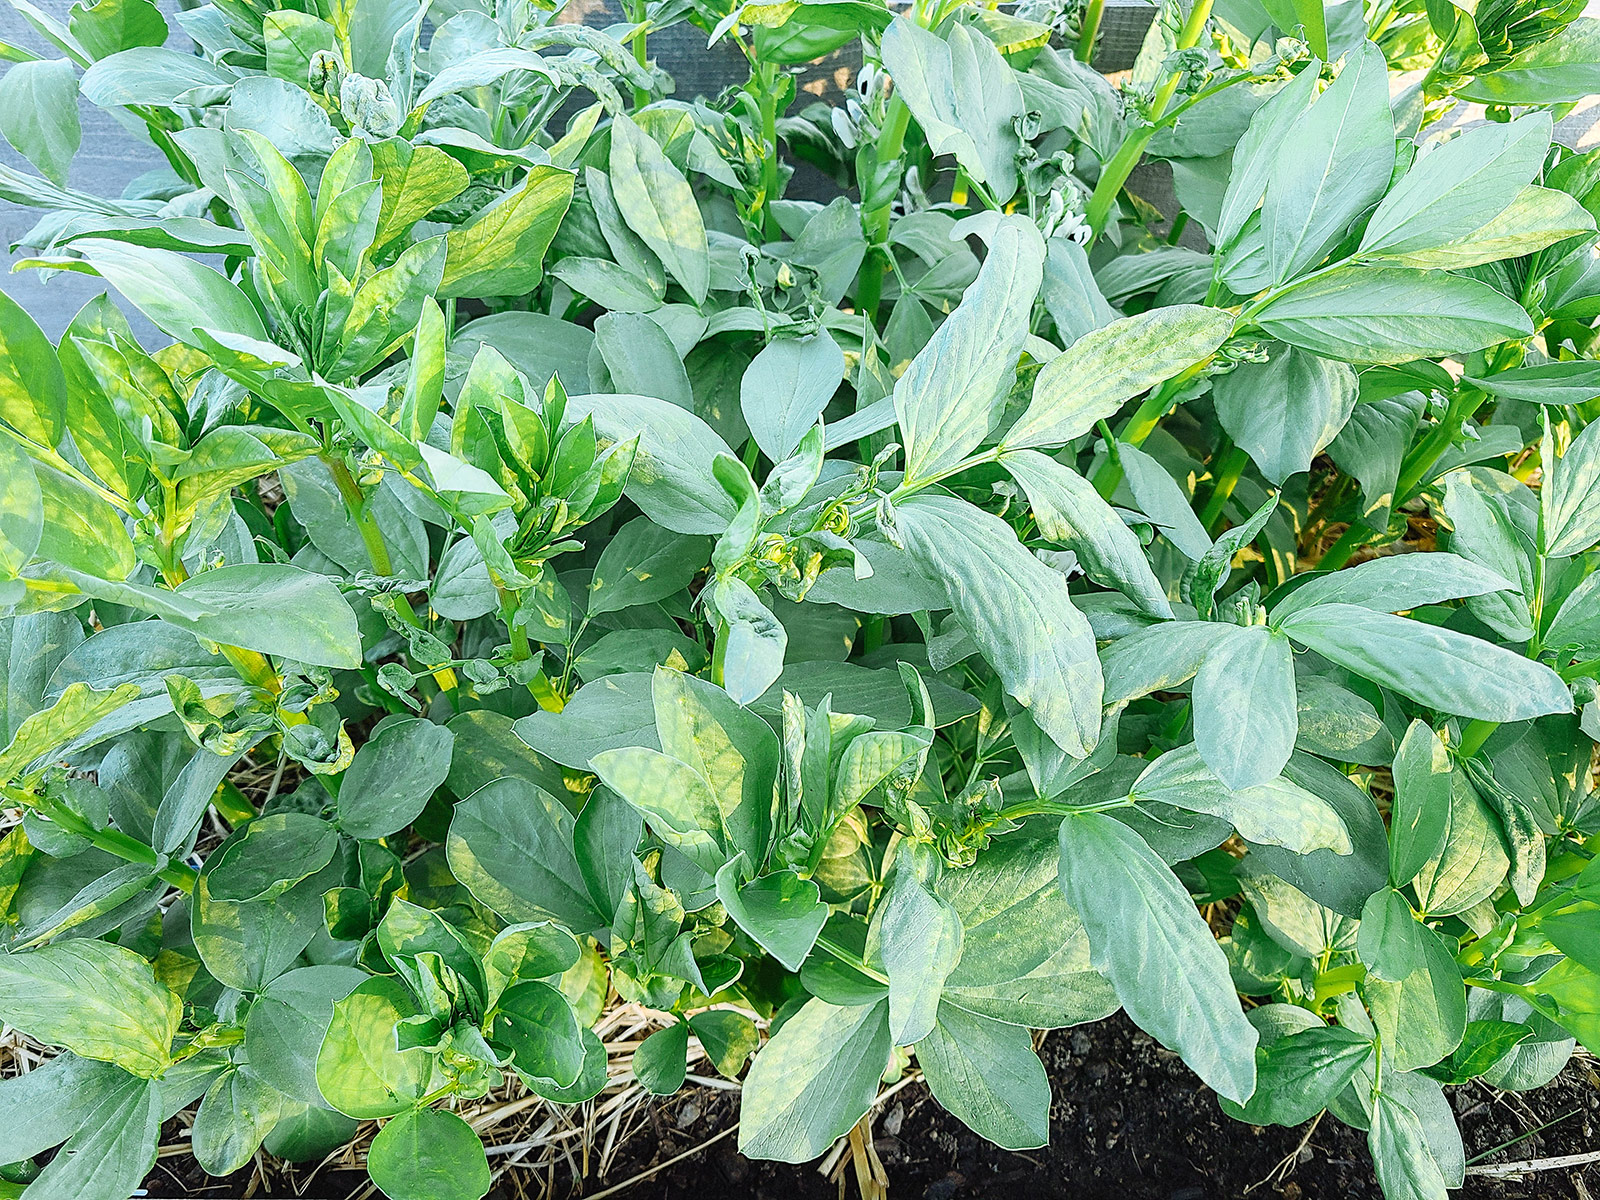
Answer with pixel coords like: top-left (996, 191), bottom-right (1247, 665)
top-left (0, 0), bottom-right (1598, 1195)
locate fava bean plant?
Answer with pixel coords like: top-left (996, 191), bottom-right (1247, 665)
top-left (1, 0), bottom-right (1599, 1195)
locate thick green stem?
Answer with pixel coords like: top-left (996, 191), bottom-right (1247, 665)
top-left (499, 589), bottom-right (564, 712)
top-left (324, 455), bottom-right (394, 577)
top-left (1084, 0), bottom-right (1214, 245)
top-left (1394, 386), bottom-right (1486, 504)
top-left (1200, 444), bottom-right (1249, 531)
top-left (7, 788), bottom-right (197, 894)
top-left (1090, 367), bottom-right (1205, 498)
top-left (1076, 0), bottom-right (1106, 62)
top-left (1456, 719), bottom-right (1498, 759)
top-left (1316, 520), bottom-right (1367, 573)
top-left (856, 95), bottom-right (911, 324)
top-left (627, 0), bottom-right (650, 110)
top-left (757, 63), bottom-right (782, 241)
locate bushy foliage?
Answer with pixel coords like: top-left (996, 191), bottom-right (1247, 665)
top-left (0, 0), bottom-right (1599, 1196)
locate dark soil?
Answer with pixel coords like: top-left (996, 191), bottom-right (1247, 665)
top-left (141, 1012), bottom-right (1599, 1200)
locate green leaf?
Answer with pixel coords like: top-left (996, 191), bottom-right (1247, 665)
top-left (1261, 41), bottom-right (1392, 283)
top-left (897, 494), bottom-right (1102, 757)
top-left (1545, 418), bottom-right (1600, 557)
top-left (742, 331), bottom-right (845, 462)
top-left (1217, 64), bottom-right (1319, 250)
top-left (918, 1002), bottom-right (1050, 1149)
top-left (1254, 267), bottom-right (1529, 366)
top-left (367, 1108), bottom-right (491, 1200)
top-left (315, 976), bottom-right (431, 1119)
top-left (1002, 451), bottom-right (1171, 618)
top-left (649, 666), bottom-right (780, 871)
top-left (1192, 625), bottom-right (1298, 791)
top-left (1366, 922), bottom-right (1468, 1072)
top-left (1276, 604), bottom-right (1571, 722)
top-left (879, 18), bottom-right (1023, 202)
top-left (688, 1009), bottom-right (759, 1078)
top-left (1221, 1023), bottom-right (1373, 1126)
top-left (1359, 114), bottom-right (1550, 259)
top-left (173, 564), bottom-right (363, 668)
top-left (447, 777), bottom-right (604, 932)
top-left (1368, 185), bottom-right (1594, 271)
top-left (591, 745), bottom-right (728, 875)
top-left (715, 859), bottom-right (827, 971)
top-left (708, 575), bottom-right (788, 706)
top-left (1212, 344), bottom-right (1356, 483)
top-left (737, 997), bottom-right (891, 1163)
top-left (1464, 360), bottom-right (1600, 406)
top-left (940, 831), bottom-right (1119, 1029)
top-left (70, 0), bottom-right (167, 59)
top-left (193, 823), bottom-right (344, 992)
top-left (69, 238), bottom-right (266, 344)
top-left (0, 284), bottom-right (66, 448)
top-left (0, 1053), bottom-right (126, 1164)
top-left (593, 310), bottom-right (692, 409)
top-left (867, 842), bottom-right (962, 1044)
top-left (1003, 305), bottom-right (1234, 451)
top-left (191, 1068), bottom-right (285, 1176)
top-left (1441, 471), bottom-right (1534, 642)
top-left (21, 1072), bottom-right (161, 1200)
top-left (1216, 1017), bottom-right (1369, 1132)
top-left (1411, 768), bottom-right (1510, 917)
top-left (439, 165), bottom-right (574, 300)
top-left (1389, 720), bottom-right (1453, 887)
top-left (895, 215), bottom-right (1043, 485)
top-left (1254, 267), bottom-right (1534, 365)
top-left (244, 964), bottom-right (367, 1106)
top-left (1455, 16), bottom-right (1600, 105)
top-left (632, 1020), bottom-right (689, 1095)
top-left (1357, 886), bottom-right (1428, 982)
top-left (1369, 1089), bottom-right (1451, 1200)
top-left (588, 515), bottom-right (709, 617)
top-left (1271, 551), bottom-right (1514, 621)
top-left (0, 680), bottom-right (137, 783)
top-left (566, 391), bottom-right (737, 535)
top-left (0, 59), bottom-right (79, 186)
top-left (1130, 743), bottom-right (1350, 855)
top-left (1260, 0), bottom-right (1327, 56)
top-left (1057, 811), bottom-right (1258, 1103)
top-left (262, 1104), bottom-right (358, 1163)
top-left (0, 939), bottom-right (179, 1077)
top-left (206, 813), bottom-right (339, 902)
top-left (77, 45), bottom-right (231, 106)
top-left (336, 717), bottom-right (455, 839)
top-left (490, 980), bottom-right (584, 1086)
top-left (609, 113), bottom-right (708, 304)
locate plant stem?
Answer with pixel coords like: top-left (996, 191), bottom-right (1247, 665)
top-left (1456, 719), bottom-right (1498, 759)
top-left (1316, 520), bottom-right (1368, 573)
top-left (6, 787), bottom-right (197, 894)
top-left (499, 588), bottom-right (564, 712)
top-left (1076, 0), bottom-right (1105, 62)
top-left (1084, 0), bottom-right (1215, 245)
top-left (1200, 443), bottom-right (1249, 531)
top-left (626, 0), bottom-right (650, 110)
top-left (1394, 386), bottom-right (1485, 504)
top-left (756, 62), bottom-right (783, 241)
top-left (324, 454), bottom-right (393, 577)
top-left (856, 95), bottom-right (911, 323)
top-left (1089, 365), bottom-right (1209, 498)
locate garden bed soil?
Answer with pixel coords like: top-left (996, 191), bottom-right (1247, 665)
top-left (141, 1011), bottom-right (1598, 1200)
